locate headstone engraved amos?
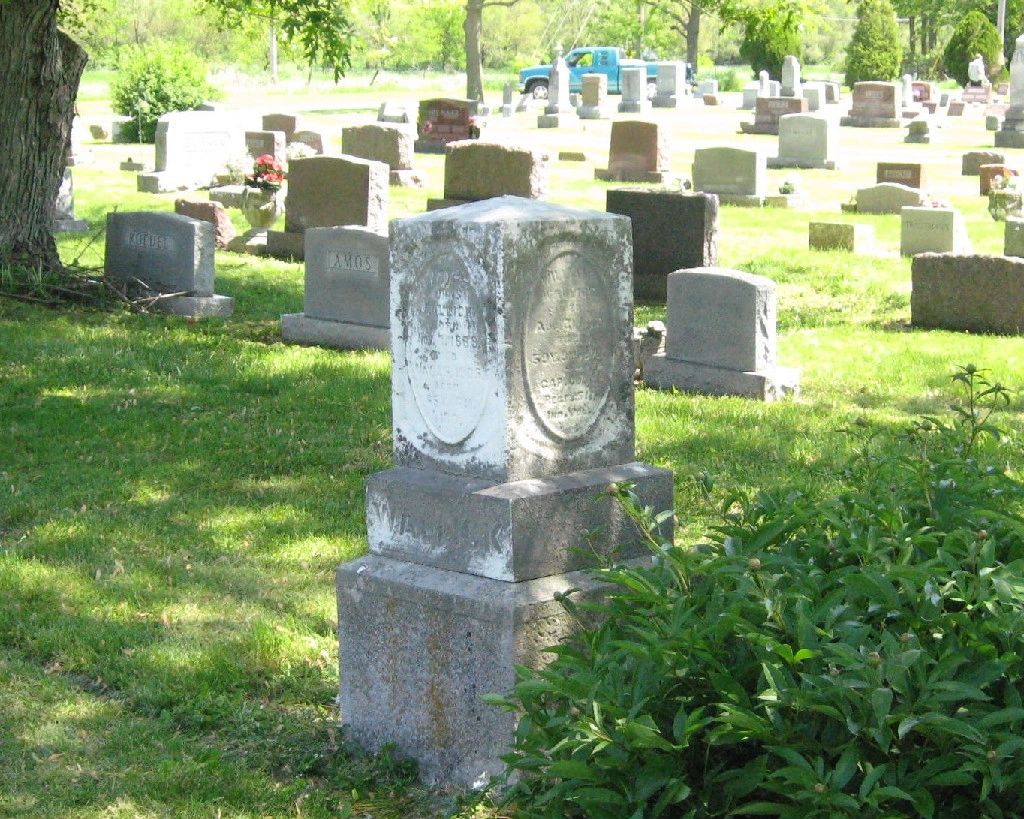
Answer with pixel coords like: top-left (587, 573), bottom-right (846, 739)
top-left (137, 111), bottom-right (242, 193)
top-left (281, 227), bottom-right (390, 350)
top-left (415, 98), bottom-right (478, 153)
top-left (337, 196), bottom-right (674, 786)
top-left (104, 212), bottom-right (233, 317)
top-left (644, 267), bottom-right (799, 400)
top-left (266, 155), bottom-right (388, 261)
top-left (997, 34), bottom-right (1024, 148)
top-left (841, 82), bottom-right (902, 127)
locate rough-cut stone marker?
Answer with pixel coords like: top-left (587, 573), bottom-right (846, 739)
top-left (337, 196), bottom-right (674, 787)
top-left (174, 199), bottom-right (236, 249)
top-left (426, 140), bottom-right (548, 210)
top-left (809, 222), bottom-right (874, 252)
top-left (644, 266), bottom-right (799, 400)
top-left (594, 121), bottom-right (670, 183)
top-left (963, 150), bottom-right (1006, 176)
top-left (912, 254), bottom-right (1024, 334)
top-left (342, 123), bottom-right (421, 186)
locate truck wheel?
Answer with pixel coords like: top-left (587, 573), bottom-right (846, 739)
top-left (528, 80), bottom-right (549, 100)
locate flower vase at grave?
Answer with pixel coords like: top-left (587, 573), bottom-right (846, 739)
top-left (988, 190), bottom-right (1023, 222)
top-left (241, 187), bottom-right (283, 230)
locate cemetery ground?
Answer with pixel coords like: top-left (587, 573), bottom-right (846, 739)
top-left (4, 71), bottom-right (1024, 816)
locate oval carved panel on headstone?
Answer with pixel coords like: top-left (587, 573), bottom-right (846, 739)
top-left (406, 252), bottom-right (491, 447)
top-left (523, 246), bottom-right (615, 441)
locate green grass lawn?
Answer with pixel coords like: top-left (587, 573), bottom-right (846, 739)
top-left (4, 78), bottom-right (1024, 816)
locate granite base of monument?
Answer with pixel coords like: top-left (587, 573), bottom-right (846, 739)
top-left (390, 169), bottom-right (424, 187)
top-left (266, 230), bottom-right (305, 261)
top-left (594, 169), bottom-right (670, 184)
top-left (995, 130), bottom-right (1024, 148)
top-left (537, 113), bottom-right (568, 128)
top-left (644, 354), bottom-right (799, 401)
top-left (839, 116), bottom-right (901, 128)
top-left (209, 185), bottom-right (247, 208)
top-left (137, 172), bottom-right (194, 194)
top-left (767, 156), bottom-right (837, 171)
top-left (337, 555), bottom-right (620, 788)
top-left (425, 197), bottom-right (473, 211)
top-left (366, 462), bottom-right (673, 581)
top-left (280, 313), bottom-right (389, 350)
top-left (738, 122), bottom-right (781, 135)
top-left (152, 294), bottom-right (234, 318)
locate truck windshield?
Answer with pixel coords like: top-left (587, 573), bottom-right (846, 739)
top-left (566, 51), bottom-right (593, 68)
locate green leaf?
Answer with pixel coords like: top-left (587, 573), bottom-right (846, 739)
top-left (871, 687), bottom-right (894, 725)
top-left (547, 759), bottom-right (600, 780)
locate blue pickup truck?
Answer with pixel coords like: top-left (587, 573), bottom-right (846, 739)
top-left (518, 47), bottom-right (689, 99)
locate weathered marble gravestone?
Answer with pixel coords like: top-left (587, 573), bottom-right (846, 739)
top-left (501, 82), bottom-right (514, 117)
top-left (281, 226), bottom-right (390, 349)
top-left (997, 34), bottom-right (1024, 148)
top-left (267, 155), bottom-right (388, 261)
top-left (644, 267), bottom-right (799, 400)
top-left (104, 212), bottom-right (232, 317)
top-left (245, 130), bottom-right (286, 164)
top-left (900, 207), bottom-right (971, 256)
top-left (577, 73), bottom-right (609, 119)
top-left (427, 141), bottom-right (549, 210)
top-left (618, 66), bottom-right (649, 113)
top-left (697, 79), bottom-right (718, 97)
top-left (336, 196), bottom-right (674, 786)
top-left (740, 96), bottom-right (808, 135)
top-left (980, 164), bottom-right (1018, 195)
top-left (912, 254), bottom-right (1024, 333)
top-left (595, 121), bottom-right (669, 183)
top-left (802, 82), bottom-right (825, 112)
top-left (824, 82), bottom-right (841, 103)
top-left (342, 123), bottom-right (421, 186)
top-left (606, 189), bottom-right (719, 301)
top-left (692, 147), bottom-right (765, 206)
top-left (741, 83), bottom-right (760, 109)
top-left (291, 130), bottom-right (325, 155)
top-left (841, 82), bottom-right (902, 127)
top-left (52, 168), bottom-right (88, 233)
top-left (768, 114), bottom-right (837, 169)
top-left (137, 111), bottom-right (242, 193)
top-left (652, 62), bottom-right (686, 108)
top-left (781, 55), bottom-right (801, 97)
top-left (538, 56), bottom-right (571, 128)
top-left (877, 162), bottom-right (925, 188)
top-left (415, 98), bottom-right (478, 153)
top-left (854, 182), bottom-right (925, 214)
top-left (988, 114), bottom-right (1004, 131)
top-left (262, 113), bottom-right (298, 142)
top-left (963, 150), bottom-right (1005, 175)
top-left (809, 222), bottom-right (874, 252)
top-left (174, 199), bottom-right (236, 249)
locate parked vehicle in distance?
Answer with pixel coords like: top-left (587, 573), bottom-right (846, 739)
top-left (518, 47), bottom-right (693, 99)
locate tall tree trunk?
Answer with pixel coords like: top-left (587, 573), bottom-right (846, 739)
top-left (464, 0), bottom-right (484, 103)
top-left (908, 16), bottom-right (916, 58)
top-left (686, 4), bottom-right (701, 67)
top-left (0, 1), bottom-right (88, 274)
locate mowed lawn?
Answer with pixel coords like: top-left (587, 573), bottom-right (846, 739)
top-left (3, 72), bottom-right (1024, 817)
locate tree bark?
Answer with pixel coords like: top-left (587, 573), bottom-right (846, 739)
top-left (686, 4), bottom-right (701, 67)
top-left (464, 0), bottom-right (484, 103)
top-left (0, 1), bottom-right (88, 274)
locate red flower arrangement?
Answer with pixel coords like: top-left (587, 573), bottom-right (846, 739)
top-left (245, 154), bottom-right (285, 191)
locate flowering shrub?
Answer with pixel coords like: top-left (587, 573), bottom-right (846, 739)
top-left (245, 155), bottom-right (284, 191)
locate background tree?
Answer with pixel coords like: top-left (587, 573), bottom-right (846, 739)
top-left (943, 8), bottom-right (1003, 83)
top-left (737, 0), bottom-right (801, 78)
top-left (845, 0), bottom-right (903, 86)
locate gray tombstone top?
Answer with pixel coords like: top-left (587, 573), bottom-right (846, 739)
top-left (606, 120), bottom-right (667, 174)
top-left (781, 55), bottom-right (801, 96)
top-left (284, 154), bottom-right (389, 234)
top-left (502, 81), bottom-right (514, 105)
top-left (902, 73), bottom-right (914, 102)
top-left (692, 147), bottom-right (765, 197)
top-left (304, 226), bottom-right (390, 327)
top-left (152, 111), bottom-right (242, 186)
top-left (1011, 33), bottom-right (1024, 108)
top-left (245, 130), bottom-right (286, 163)
top-left (443, 140), bottom-right (549, 200)
top-left (581, 73), bottom-right (608, 107)
top-left (342, 123), bottom-right (414, 171)
top-left (759, 69), bottom-right (770, 93)
top-left (776, 113), bottom-right (836, 164)
top-left (655, 62), bottom-right (685, 95)
top-left (620, 66), bottom-right (646, 104)
top-left (105, 211), bottom-right (215, 296)
top-left (665, 266), bottom-right (776, 372)
top-left (855, 182), bottom-right (926, 214)
top-left (389, 196), bottom-right (634, 484)
top-left (547, 56), bottom-right (571, 112)
top-left (262, 113), bottom-right (298, 141)
top-left (378, 101), bottom-right (411, 124)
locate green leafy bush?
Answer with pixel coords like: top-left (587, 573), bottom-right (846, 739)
top-left (111, 42), bottom-right (216, 143)
top-left (738, 2), bottom-right (801, 80)
top-left (493, 366), bottom-right (1024, 818)
top-left (944, 10), bottom-right (1003, 87)
top-left (845, 0), bottom-right (902, 87)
